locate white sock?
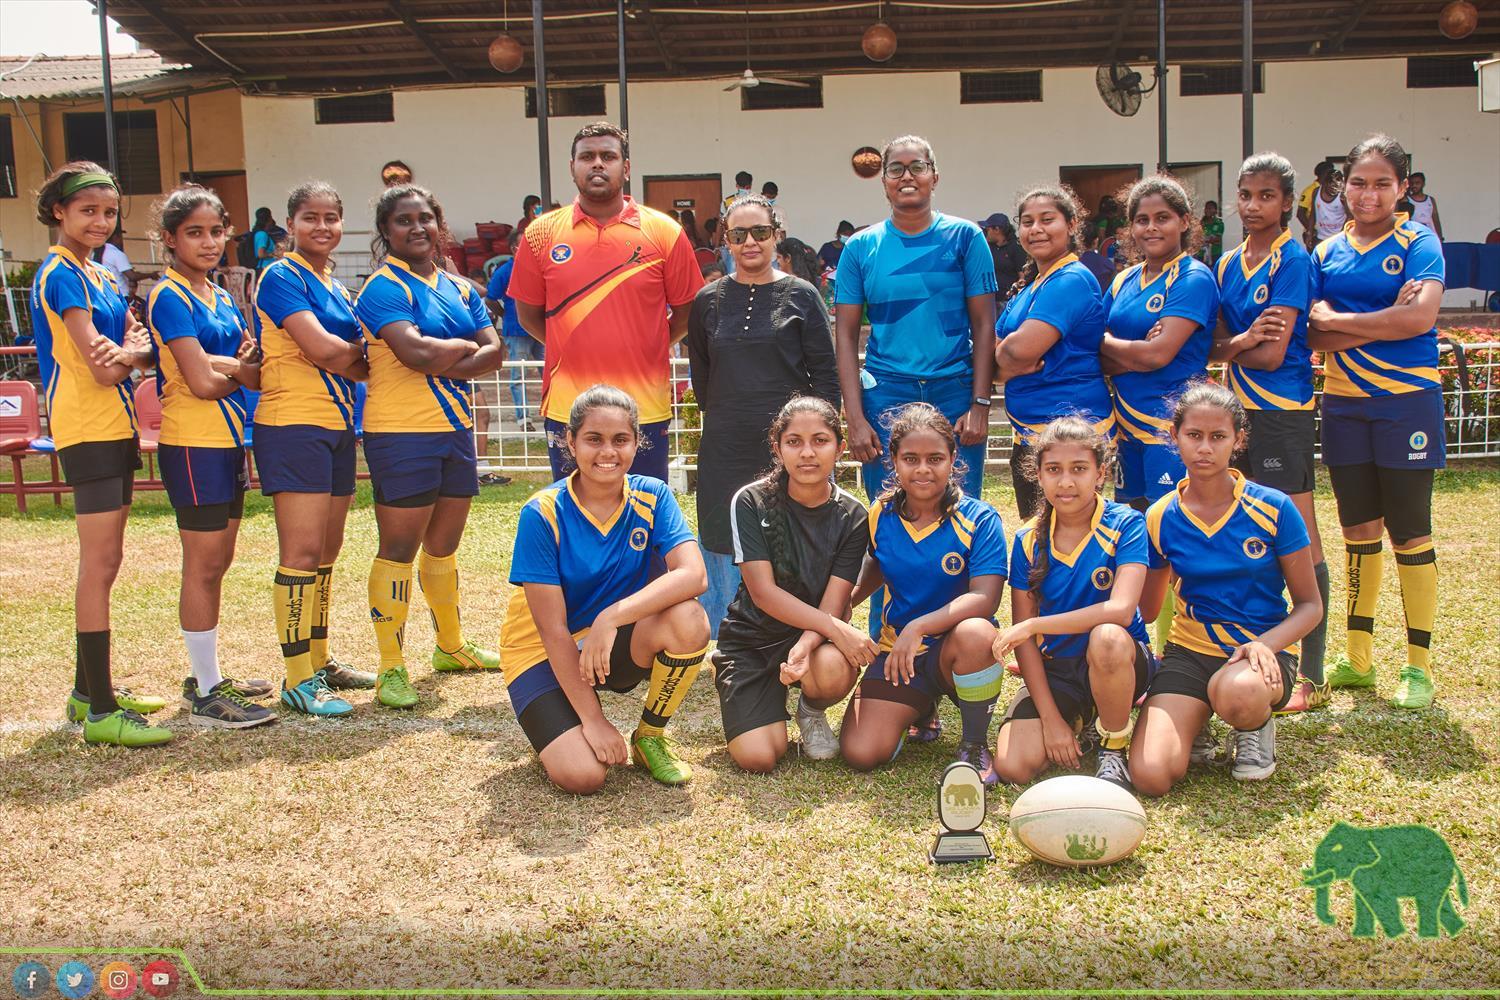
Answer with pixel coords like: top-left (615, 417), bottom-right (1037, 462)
top-left (183, 627), bottom-right (223, 695)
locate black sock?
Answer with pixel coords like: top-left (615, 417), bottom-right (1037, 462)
top-left (1302, 561), bottom-right (1330, 685)
top-left (78, 630), bottom-right (118, 715)
top-left (73, 639), bottom-right (88, 700)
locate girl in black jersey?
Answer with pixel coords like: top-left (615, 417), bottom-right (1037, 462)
top-left (712, 397), bottom-right (877, 771)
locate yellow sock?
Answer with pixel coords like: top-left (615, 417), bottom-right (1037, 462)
top-left (637, 644), bottom-right (707, 738)
top-left (274, 565), bottom-right (318, 687)
top-left (1344, 537), bottom-right (1384, 674)
top-left (309, 563), bottom-right (333, 670)
top-left (368, 557), bottom-right (413, 671)
top-left (1153, 589), bottom-right (1175, 654)
top-left (418, 550), bottom-right (463, 653)
top-left (1393, 540), bottom-right (1437, 675)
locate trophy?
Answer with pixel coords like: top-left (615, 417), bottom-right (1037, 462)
top-left (930, 760), bottom-right (993, 863)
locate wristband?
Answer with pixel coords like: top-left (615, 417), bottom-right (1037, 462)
top-left (973, 396), bottom-right (992, 407)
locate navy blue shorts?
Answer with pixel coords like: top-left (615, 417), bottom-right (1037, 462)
top-left (159, 444), bottom-right (247, 509)
top-left (1115, 434), bottom-right (1183, 503)
top-left (1005, 641), bottom-right (1156, 727)
top-left (858, 632), bottom-right (954, 711)
top-left (253, 423), bottom-right (357, 497)
top-left (363, 428), bottom-right (479, 506)
top-left (506, 624), bottom-right (647, 751)
top-left (545, 417), bottom-right (670, 483)
top-left (1321, 390), bottom-right (1446, 471)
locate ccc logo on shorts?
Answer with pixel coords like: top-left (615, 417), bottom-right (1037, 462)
top-left (1382, 254), bottom-right (1403, 276)
top-left (1409, 430), bottom-right (1428, 451)
top-left (1253, 284), bottom-right (1270, 305)
top-left (629, 526), bottom-right (649, 551)
top-left (1091, 566), bottom-right (1115, 590)
top-left (550, 243), bottom-right (574, 264)
top-left (941, 552), bottom-right (965, 576)
top-left (1145, 293), bottom-right (1166, 314)
top-left (1242, 536), bottom-right (1268, 559)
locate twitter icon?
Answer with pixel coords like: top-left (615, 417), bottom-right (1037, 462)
top-left (57, 961), bottom-right (94, 999)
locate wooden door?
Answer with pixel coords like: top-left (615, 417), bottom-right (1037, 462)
top-left (187, 170), bottom-right (250, 235)
top-left (1059, 165), bottom-right (1143, 223)
top-left (643, 175), bottom-right (724, 223)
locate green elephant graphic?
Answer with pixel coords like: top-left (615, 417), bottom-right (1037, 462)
top-left (944, 784), bottom-right (980, 809)
top-left (1065, 833), bottom-right (1107, 862)
top-left (1302, 822), bottom-right (1468, 939)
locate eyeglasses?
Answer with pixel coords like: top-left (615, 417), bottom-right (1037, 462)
top-left (883, 159), bottom-right (934, 179)
top-left (726, 225), bottom-right (777, 244)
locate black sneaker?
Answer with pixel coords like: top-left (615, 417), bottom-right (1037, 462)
top-left (1094, 747), bottom-right (1132, 790)
top-left (479, 472), bottom-right (512, 486)
top-left (190, 680), bottom-right (277, 730)
top-left (180, 675), bottom-right (275, 708)
top-left (322, 655), bottom-right (376, 690)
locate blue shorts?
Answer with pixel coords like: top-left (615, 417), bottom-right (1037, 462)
top-left (159, 444), bottom-right (247, 509)
top-left (506, 624), bottom-right (648, 752)
top-left (1321, 390), bottom-right (1446, 471)
top-left (859, 371), bottom-right (985, 500)
top-left (1006, 641), bottom-right (1156, 726)
top-left (858, 631), bottom-right (954, 711)
top-left (253, 423), bottom-right (357, 496)
top-left (363, 428), bottom-right (479, 505)
top-left (545, 417), bottom-right (670, 483)
top-left (1115, 434), bottom-right (1183, 503)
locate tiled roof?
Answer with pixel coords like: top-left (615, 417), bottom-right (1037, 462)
top-left (0, 52), bottom-right (188, 100)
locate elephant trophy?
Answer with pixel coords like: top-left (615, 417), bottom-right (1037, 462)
top-left (931, 760), bottom-right (992, 863)
top-left (1302, 821), bottom-right (1468, 939)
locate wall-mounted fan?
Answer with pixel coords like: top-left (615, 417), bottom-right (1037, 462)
top-left (1095, 63), bottom-right (1159, 117)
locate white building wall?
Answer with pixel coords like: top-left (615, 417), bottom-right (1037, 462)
top-left (239, 56), bottom-right (1500, 304)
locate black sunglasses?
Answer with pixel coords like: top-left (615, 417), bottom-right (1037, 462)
top-left (726, 225), bottom-right (777, 244)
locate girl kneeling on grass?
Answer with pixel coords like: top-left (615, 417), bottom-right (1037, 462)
top-left (712, 396), bottom-right (874, 772)
top-left (842, 403), bottom-right (1008, 781)
top-left (1128, 383), bottom-right (1323, 795)
top-left (989, 417), bottom-right (1154, 790)
top-left (500, 385), bottom-right (710, 793)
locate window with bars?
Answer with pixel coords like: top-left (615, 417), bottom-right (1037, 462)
top-left (741, 78), bottom-right (823, 111)
top-left (62, 110), bottom-right (161, 195)
top-left (525, 85), bottom-right (607, 118)
top-left (1406, 55), bottom-right (1482, 89)
top-left (1179, 64), bottom-right (1263, 96)
top-left (314, 93), bottom-right (395, 124)
top-left (959, 70), bottom-right (1043, 104)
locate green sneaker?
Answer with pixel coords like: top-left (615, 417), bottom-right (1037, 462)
top-left (631, 730), bottom-right (692, 786)
top-left (83, 708), bottom-right (173, 748)
top-left (376, 666), bottom-right (419, 709)
top-left (65, 687), bottom-right (167, 722)
top-left (1391, 665), bottom-right (1435, 710)
top-left (431, 640), bottom-right (501, 672)
top-left (1325, 655), bottom-right (1375, 689)
top-left (65, 691), bottom-right (89, 724)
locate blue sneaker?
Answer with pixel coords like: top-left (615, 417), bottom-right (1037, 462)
top-left (280, 670), bottom-right (353, 717)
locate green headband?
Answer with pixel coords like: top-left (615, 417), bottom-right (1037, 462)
top-left (60, 172), bottom-right (118, 197)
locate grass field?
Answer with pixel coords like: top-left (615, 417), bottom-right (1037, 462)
top-left (1, 464), bottom-right (1497, 995)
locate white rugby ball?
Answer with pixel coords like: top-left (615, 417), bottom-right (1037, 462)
top-left (1009, 775), bottom-right (1146, 867)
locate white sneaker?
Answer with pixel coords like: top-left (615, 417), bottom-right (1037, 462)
top-left (795, 693), bottom-right (838, 760)
top-left (1189, 721), bottom-right (1220, 764)
top-left (1231, 715), bottom-right (1277, 781)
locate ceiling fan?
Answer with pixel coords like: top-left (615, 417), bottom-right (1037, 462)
top-left (721, 1), bottom-right (809, 91)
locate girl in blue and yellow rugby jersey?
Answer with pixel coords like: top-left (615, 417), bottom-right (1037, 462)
top-left (995, 185), bottom-right (1113, 520)
top-left (147, 185), bottom-right (275, 730)
top-left (990, 417), bottom-right (1155, 790)
top-left (253, 181), bottom-right (374, 717)
top-left (842, 403), bottom-right (1008, 782)
top-left (32, 162), bottom-right (171, 747)
top-left (1308, 135), bottom-right (1446, 711)
top-left (355, 185), bottom-right (506, 710)
top-left (1209, 153), bottom-right (1330, 714)
top-left (1129, 384), bottom-right (1322, 795)
top-left (500, 385), bottom-right (710, 793)
top-left (1099, 175), bottom-right (1221, 510)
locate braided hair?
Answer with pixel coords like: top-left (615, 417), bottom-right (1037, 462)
top-left (874, 403), bottom-right (964, 526)
top-left (1020, 416), bottom-right (1115, 591)
top-left (1006, 184), bottom-right (1086, 301)
top-left (759, 396), bottom-right (842, 589)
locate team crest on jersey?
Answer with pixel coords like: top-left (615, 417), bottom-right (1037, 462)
top-left (1091, 566), bottom-right (1115, 590)
top-left (1242, 536), bottom-right (1268, 559)
top-left (941, 552), bottom-right (966, 576)
top-left (1382, 254), bottom-right (1402, 275)
top-left (550, 243), bottom-right (574, 264)
top-left (1409, 430), bottom-right (1428, 451)
top-left (1253, 283), bottom-right (1270, 305)
top-left (1146, 293), bottom-right (1166, 314)
top-left (629, 526), bottom-right (649, 551)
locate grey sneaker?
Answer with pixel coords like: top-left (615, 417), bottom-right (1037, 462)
top-left (322, 655), bottom-right (376, 690)
top-left (1231, 715), bottom-right (1277, 781)
top-left (795, 693), bottom-right (838, 760)
top-left (1189, 721), bottom-right (1220, 764)
top-left (191, 680), bottom-right (277, 730)
top-left (180, 675), bottom-right (274, 708)
top-left (1094, 747), bottom-right (1132, 790)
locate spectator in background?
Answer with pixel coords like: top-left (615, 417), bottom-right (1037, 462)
top-left (704, 217), bottom-right (721, 246)
top-left (818, 220), bottom-right (854, 271)
top-left (95, 225), bottom-right (143, 297)
top-left (1094, 195), bottom-right (1127, 246)
top-left (380, 160), bottom-right (413, 188)
top-left (680, 208), bottom-right (708, 249)
top-left (518, 194), bottom-right (542, 233)
top-left (1296, 160), bottom-right (1335, 242)
top-left (776, 237), bottom-right (823, 289)
top-left (250, 207), bottom-right (282, 273)
top-left (485, 229), bottom-right (542, 435)
top-left (1199, 199), bottom-right (1225, 264)
top-left (761, 181), bottom-right (779, 205)
top-left (1310, 168), bottom-right (1348, 247)
top-left (700, 261), bottom-right (725, 283)
top-left (1407, 172), bottom-right (1443, 238)
top-left (724, 170), bottom-right (753, 213)
top-left (981, 212), bottom-right (1027, 304)
top-left (1077, 228), bottom-right (1116, 287)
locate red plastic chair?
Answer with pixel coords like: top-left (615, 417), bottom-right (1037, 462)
top-left (133, 378), bottom-right (164, 484)
top-left (694, 247), bottom-right (719, 268)
top-left (0, 379), bottom-right (64, 513)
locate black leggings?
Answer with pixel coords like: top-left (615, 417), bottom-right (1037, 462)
top-left (1327, 463), bottom-right (1434, 544)
top-left (73, 475), bottom-right (134, 515)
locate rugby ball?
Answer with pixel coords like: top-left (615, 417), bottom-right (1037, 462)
top-left (1009, 775), bottom-right (1146, 867)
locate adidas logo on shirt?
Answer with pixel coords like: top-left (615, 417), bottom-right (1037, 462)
top-left (1157, 472), bottom-right (1174, 485)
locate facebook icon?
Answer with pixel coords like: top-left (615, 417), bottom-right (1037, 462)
top-left (12, 962), bottom-right (49, 1000)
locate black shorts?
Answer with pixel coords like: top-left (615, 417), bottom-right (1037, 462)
top-left (1147, 642), bottom-right (1296, 712)
top-left (513, 623), bottom-right (649, 753)
top-left (712, 633), bottom-right (801, 743)
top-left (1236, 408), bottom-right (1315, 495)
top-left (1005, 640), bottom-right (1155, 727)
top-left (175, 492), bottom-right (247, 532)
top-left (59, 438), bottom-right (141, 514)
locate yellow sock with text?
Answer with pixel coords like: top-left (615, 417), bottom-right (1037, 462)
top-left (637, 645), bottom-right (708, 738)
top-left (274, 566), bottom-right (318, 687)
top-left (418, 550), bottom-right (463, 653)
top-left (1344, 538), bottom-right (1384, 674)
top-left (368, 558), bottom-right (413, 671)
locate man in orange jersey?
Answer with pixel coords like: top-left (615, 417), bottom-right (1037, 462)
top-left (509, 121), bottom-right (704, 481)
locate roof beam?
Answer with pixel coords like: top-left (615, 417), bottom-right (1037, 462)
top-left (1326, 0), bottom-right (1378, 53)
top-left (1103, 0), bottom-right (1136, 63)
top-left (386, 0), bottom-right (470, 82)
top-left (639, 0), bottom-right (679, 76)
top-left (125, 1), bottom-right (243, 73)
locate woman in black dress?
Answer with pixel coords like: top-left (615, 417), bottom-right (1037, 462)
top-left (687, 194), bottom-right (840, 638)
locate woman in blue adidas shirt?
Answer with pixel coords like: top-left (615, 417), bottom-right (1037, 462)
top-left (1099, 175), bottom-right (1221, 510)
top-left (1307, 135), bottom-right (1446, 711)
top-left (1129, 384), bottom-right (1322, 796)
top-left (990, 417), bottom-right (1154, 790)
